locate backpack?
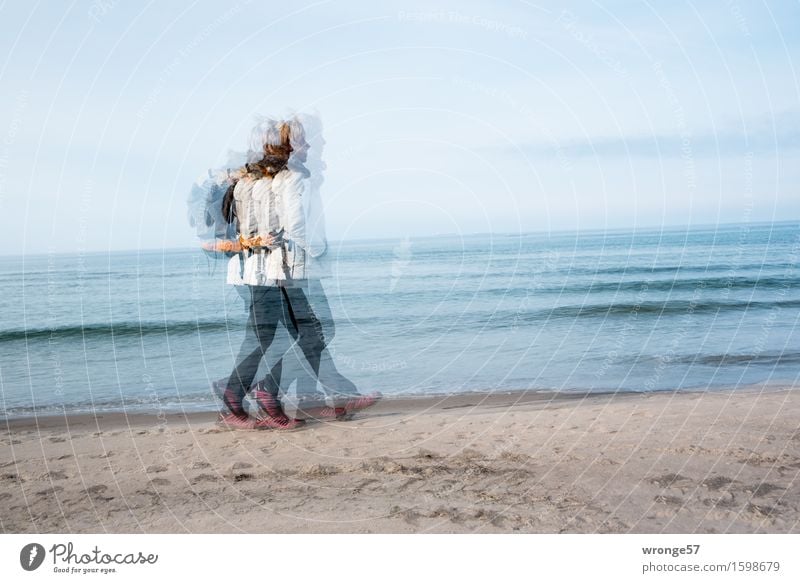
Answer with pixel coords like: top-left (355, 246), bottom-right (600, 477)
top-left (187, 171), bottom-right (239, 260)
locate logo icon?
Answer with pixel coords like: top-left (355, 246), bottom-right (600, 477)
top-left (20, 543), bottom-right (46, 571)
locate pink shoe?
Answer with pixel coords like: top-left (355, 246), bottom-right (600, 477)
top-left (212, 381), bottom-right (247, 417)
top-left (302, 406), bottom-right (348, 420)
top-left (254, 415), bottom-right (305, 431)
top-left (252, 388), bottom-right (284, 419)
top-left (343, 392), bottom-right (382, 413)
top-left (217, 413), bottom-right (256, 430)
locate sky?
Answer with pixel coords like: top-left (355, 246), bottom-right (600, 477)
top-left (0, 0), bottom-right (798, 254)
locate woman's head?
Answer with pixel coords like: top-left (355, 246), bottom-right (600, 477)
top-left (261, 122), bottom-right (293, 172)
top-left (245, 118), bottom-right (293, 178)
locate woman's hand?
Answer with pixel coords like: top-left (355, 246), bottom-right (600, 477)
top-left (238, 234), bottom-right (278, 249)
top-left (202, 239), bottom-right (242, 253)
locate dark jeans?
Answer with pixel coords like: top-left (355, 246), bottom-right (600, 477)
top-left (225, 286), bottom-right (326, 406)
top-left (263, 283), bottom-right (360, 403)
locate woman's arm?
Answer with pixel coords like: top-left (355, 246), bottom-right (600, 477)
top-left (281, 173), bottom-right (308, 251)
top-left (304, 176), bottom-right (328, 258)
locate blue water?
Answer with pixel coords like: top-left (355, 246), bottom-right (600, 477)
top-left (1, 221), bottom-right (798, 418)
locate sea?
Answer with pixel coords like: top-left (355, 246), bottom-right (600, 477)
top-left (1, 221), bottom-right (798, 419)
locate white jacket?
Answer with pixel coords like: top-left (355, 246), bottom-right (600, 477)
top-left (226, 170), bottom-right (316, 286)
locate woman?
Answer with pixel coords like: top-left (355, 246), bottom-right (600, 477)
top-left (214, 116), bottom-right (378, 429)
top-left (215, 119), bottom-right (319, 429)
top-left (249, 115), bottom-right (380, 420)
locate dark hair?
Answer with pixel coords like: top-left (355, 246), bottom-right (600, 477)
top-left (221, 181), bottom-right (237, 224)
top-left (222, 122), bottom-right (295, 224)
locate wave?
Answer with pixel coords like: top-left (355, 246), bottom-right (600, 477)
top-left (0, 320), bottom-right (243, 343)
top-left (551, 276), bottom-right (798, 294)
top-left (2, 297), bottom-right (798, 344)
top-left (510, 299), bottom-right (800, 322)
top-left (681, 352), bottom-right (800, 366)
top-left (336, 275), bottom-right (799, 299)
top-left (339, 298), bottom-right (800, 332)
top-left (549, 262), bottom-right (796, 276)
top-left (0, 393), bottom-right (219, 419)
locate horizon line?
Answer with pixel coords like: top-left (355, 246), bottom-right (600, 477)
top-left (4, 218), bottom-right (799, 259)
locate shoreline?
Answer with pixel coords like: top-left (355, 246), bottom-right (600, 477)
top-left (2, 385), bottom-right (799, 533)
top-left (2, 389), bottom-right (633, 431)
top-left (2, 381), bottom-right (790, 428)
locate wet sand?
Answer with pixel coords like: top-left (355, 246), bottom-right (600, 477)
top-left (2, 387), bottom-right (799, 533)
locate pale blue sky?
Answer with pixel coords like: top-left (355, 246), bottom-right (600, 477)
top-left (1, 0), bottom-right (798, 254)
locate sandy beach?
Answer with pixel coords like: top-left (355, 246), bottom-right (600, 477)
top-left (2, 387), bottom-right (799, 533)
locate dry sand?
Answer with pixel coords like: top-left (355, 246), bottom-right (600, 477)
top-left (2, 387), bottom-right (799, 533)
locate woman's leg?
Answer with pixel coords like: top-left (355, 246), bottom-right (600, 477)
top-left (300, 281), bottom-right (360, 398)
top-left (318, 349), bottom-right (360, 399)
top-left (280, 286), bottom-right (361, 403)
top-left (222, 286), bottom-right (281, 415)
top-left (280, 287), bottom-right (325, 378)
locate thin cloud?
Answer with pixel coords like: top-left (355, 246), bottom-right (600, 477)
top-left (509, 112), bottom-right (800, 158)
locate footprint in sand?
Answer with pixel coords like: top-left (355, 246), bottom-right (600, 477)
top-left (702, 476), bottom-right (735, 491)
top-left (744, 483), bottom-right (784, 497)
top-left (499, 451), bottom-right (531, 464)
top-left (702, 492), bottom-right (737, 508)
top-left (85, 484), bottom-right (114, 501)
top-left (653, 495), bottom-right (683, 506)
top-left (747, 502), bottom-right (779, 518)
top-left (191, 474), bottom-right (218, 484)
top-left (648, 473), bottom-right (691, 488)
top-left (36, 486), bottom-right (64, 496)
top-left (42, 471), bottom-right (69, 481)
